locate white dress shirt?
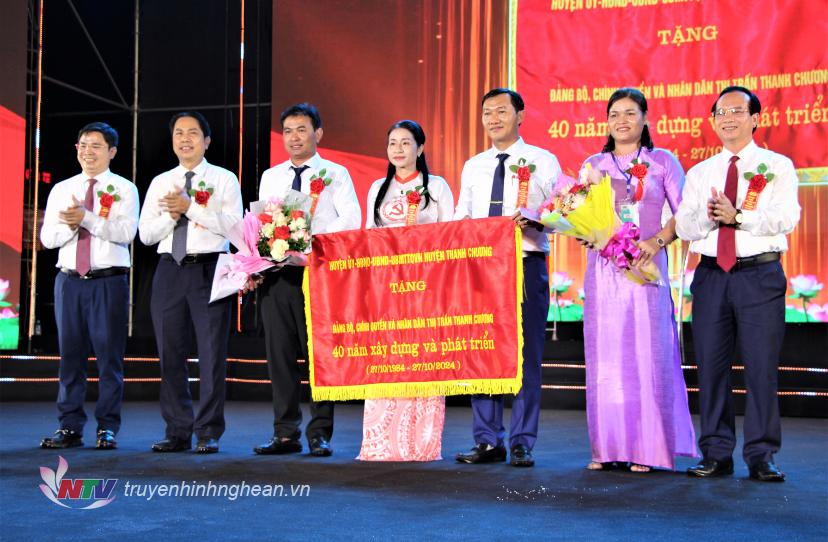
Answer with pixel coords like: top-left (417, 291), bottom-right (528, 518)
top-left (365, 174), bottom-right (454, 228)
top-left (675, 140), bottom-right (801, 257)
top-left (259, 153), bottom-right (361, 235)
top-left (139, 159), bottom-right (243, 254)
top-left (40, 169), bottom-right (139, 270)
top-left (454, 137), bottom-right (561, 253)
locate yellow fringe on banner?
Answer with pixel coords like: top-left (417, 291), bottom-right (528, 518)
top-left (311, 378), bottom-right (523, 402)
top-left (513, 224), bottom-right (524, 394)
top-left (302, 267), bottom-right (316, 392)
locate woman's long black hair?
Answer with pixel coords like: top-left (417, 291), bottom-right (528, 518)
top-left (373, 120), bottom-right (432, 227)
top-left (601, 87), bottom-right (655, 153)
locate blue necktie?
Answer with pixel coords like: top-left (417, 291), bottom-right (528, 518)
top-left (488, 153), bottom-right (510, 217)
top-left (171, 171), bottom-right (195, 264)
top-left (291, 165), bottom-right (309, 191)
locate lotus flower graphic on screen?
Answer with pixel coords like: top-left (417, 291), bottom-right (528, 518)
top-left (789, 275), bottom-right (824, 322)
top-left (551, 272), bottom-right (573, 294)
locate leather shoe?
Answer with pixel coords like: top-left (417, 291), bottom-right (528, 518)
top-left (151, 436), bottom-right (192, 453)
top-left (687, 457), bottom-right (734, 477)
top-left (749, 461), bottom-right (785, 482)
top-left (510, 444), bottom-right (534, 467)
top-left (253, 437), bottom-right (302, 455)
top-left (195, 438), bottom-right (219, 454)
top-left (309, 437), bottom-right (333, 457)
top-left (95, 429), bottom-right (117, 450)
top-left (41, 429), bottom-right (83, 449)
top-left (455, 443), bottom-right (507, 464)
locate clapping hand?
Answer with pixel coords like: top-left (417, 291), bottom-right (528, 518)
top-left (58, 195), bottom-right (86, 229)
top-left (708, 188), bottom-right (737, 225)
top-left (160, 188), bottom-right (191, 221)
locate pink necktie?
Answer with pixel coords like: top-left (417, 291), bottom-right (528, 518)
top-left (716, 156), bottom-right (739, 272)
top-left (75, 178), bottom-right (96, 276)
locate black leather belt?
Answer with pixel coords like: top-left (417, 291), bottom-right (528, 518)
top-left (161, 253), bottom-right (221, 265)
top-left (524, 251), bottom-right (547, 259)
top-left (61, 267), bottom-right (129, 279)
top-left (700, 252), bottom-right (780, 271)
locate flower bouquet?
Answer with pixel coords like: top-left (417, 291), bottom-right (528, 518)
top-left (209, 190), bottom-right (312, 302)
top-left (523, 165), bottom-right (661, 285)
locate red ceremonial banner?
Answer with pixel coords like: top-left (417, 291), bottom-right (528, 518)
top-left (513, 0), bottom-right (827, 177)
top-left (512, 0), bottom-right (828, 318)
top-left (304, 217), bottom-right (524, 401)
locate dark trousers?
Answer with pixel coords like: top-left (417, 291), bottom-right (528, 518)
top-left (150, 257), bottom-right (232, 440)
top-left (54, 272), bottom-right (128, 433)
top-left (259, 266), bottom-right (333, 442)
top-left (471, 253), bottom-right (549, 449)
top-left (691, 259), bottom-right (786, 467)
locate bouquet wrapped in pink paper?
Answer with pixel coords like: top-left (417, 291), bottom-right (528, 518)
top-left (210, 190), bottom-right (312, 302)
top-left (526, 165), bottom-right (660, 285)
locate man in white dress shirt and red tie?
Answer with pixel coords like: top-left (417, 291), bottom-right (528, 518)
top-left (453, 88), bottom-right (560, 467)
top-left (139, 112), bottom-right (243, 454)
top-left (253, 103), bottom-right (361, 457)
top-left (676, 86), bottom-right (800, 482)
top-left (40, 122), bottom-right (139, 450)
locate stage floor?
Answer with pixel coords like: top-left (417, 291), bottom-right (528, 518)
top-left (1, 402), bottom-right (826, 541)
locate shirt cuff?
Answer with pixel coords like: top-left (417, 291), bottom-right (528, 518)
top-left (739, 209), bottom-right (758, 230)
top-left (184, 200), bottom-right (202, 221)
top-left (80, 209), bottom-right (100, 232)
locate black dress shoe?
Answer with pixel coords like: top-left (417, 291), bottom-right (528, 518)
top-left (455, 443), bottom-right (507, 464)
top-left (95, 429), bottom-right (117, 450)
top-left (151, 437), bottom-right (192, 453)
top-left (687, 458), bottom-right (734, 477)
top-left (309, 437), bottom-right (333, 457)
top-left (41, 429), bottom-right (83, 449)
top-left (253, 437), bottom-right (302, 455)
top-left (510, 444), bottom-right (535, 467)
top-left (749, 461), bottom-right (785, 482)
top-left (195, 438), bottom-right (219, 454)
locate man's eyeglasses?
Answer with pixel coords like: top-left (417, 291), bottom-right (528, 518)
top-left (712, 107), bottom-right (751, 119)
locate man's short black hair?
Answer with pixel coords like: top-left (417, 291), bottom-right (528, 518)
top-left (169, 111), bottom-right (212, 138)
top-left (280, 103), bottom-right (322, 131)
top-left (712, 86), bottom-right (761, 133)
top-left (481, 88), bottom-right (525, 112)
top-left (78, 122), bottom-right (118, 148)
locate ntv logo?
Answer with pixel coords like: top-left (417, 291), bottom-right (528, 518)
top-left (39, 456), bottom-right (117, 509)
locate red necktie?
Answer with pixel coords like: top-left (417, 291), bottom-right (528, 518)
top-left (716, 156), bottom-right (739, 272)
top-left (75, 178), bottom-right (96, 276)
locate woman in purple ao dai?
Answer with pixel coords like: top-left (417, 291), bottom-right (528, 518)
top-left (581, 88), bottom-right (697, 472)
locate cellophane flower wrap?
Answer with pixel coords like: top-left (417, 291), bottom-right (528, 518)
top-left (534, 165), bottom-right (660, 285)
top-left (535, 165), bottom-right (617, 247)
top-left (210, 189), bottom-right (312, 302)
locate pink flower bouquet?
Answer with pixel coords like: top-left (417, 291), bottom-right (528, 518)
top-left (210, 190), bottom-right (312, 302)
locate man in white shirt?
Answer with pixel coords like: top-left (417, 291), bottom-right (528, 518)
top-left (139, 112), bottom-right (243, 454)
top-left (676, 86), bottom-right (800, 482)
top-left (454, 88), bottom-right (560, 467)
top-left (40, 122), bottom-right (139, 450)
top-left (253, 103), bottom-right (361, 457)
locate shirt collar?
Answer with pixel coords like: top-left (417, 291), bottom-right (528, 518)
top-left (174, 158), bottom-right (210, 178)
top-left (285, 152), bottom-right (322, 172)
top-left (489, 137), bottom-right (525, 159)
top-left (85, 169), bottom-right (112, 184)
top-left (722, 140), bottom-right (758, 163)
